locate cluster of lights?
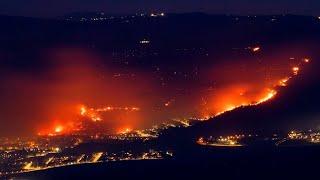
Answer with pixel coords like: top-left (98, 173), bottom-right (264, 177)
top-left (288, 130), bottom-right (320, 143)
top-left (198, 129), bottom-right (320, 148)
top-left (197, 135), bottom-right (244, 147)
top-left (2, 149), bottom-right (171, 176)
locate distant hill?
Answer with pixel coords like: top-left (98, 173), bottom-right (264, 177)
top-left (0, 13), bottom-right (320, 51)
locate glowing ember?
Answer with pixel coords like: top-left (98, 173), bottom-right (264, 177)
top-left (279, 77), bottom-right (290, 87)
top-left (80, 106), bottom-right (87, 116)
top-left (292, 67), bottom-right (299, 75)
top-left (54, 126), bottom-right (63, 133)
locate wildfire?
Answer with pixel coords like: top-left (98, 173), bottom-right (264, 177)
top-left (225, 105), bottom-right (237, 112)
top-left (118, 127), bottom-right (132, 134)
top-left (79, 105), bottom-right (101, 122)
top-left (203, 58), bottom-right (312, 120)
top-left (78, 105), bottom-right (140, 122)
top-left (95, 106), bottom-right (140, 112)
top-left (254, 89), bottom-right (277, 105)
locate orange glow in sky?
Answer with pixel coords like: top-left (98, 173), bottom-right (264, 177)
top-left (31, 48), bottom-right (310, 137)
top-left (39, 60), bottom-right (308, 136)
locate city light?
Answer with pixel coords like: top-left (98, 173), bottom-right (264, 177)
top-left (140, 40), bottom-right (150, 44)
top-left (252, 47), bottom-right (261, 52)
top-left (91, 152), bottom-right (103, 163)
top-left (197, 135), bottom-right (244, 147)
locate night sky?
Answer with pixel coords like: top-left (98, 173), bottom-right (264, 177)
top-left (0, 0), bottom-right (319, 17)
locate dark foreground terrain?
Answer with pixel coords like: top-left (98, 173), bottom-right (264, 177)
top-left (14, 145), bottom-right (320, 179)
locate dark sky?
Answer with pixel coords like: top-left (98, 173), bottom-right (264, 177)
top-left (0, 0), bottom-right (319, 17)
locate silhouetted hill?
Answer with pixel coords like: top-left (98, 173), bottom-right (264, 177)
top-left (159, 54), bottom-right (320, 143)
